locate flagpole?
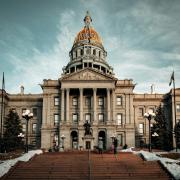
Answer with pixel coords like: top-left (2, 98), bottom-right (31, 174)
top-left (173, 77), bottom-right (177, 152)
top-left (1, 72), bottom-right (4, 139)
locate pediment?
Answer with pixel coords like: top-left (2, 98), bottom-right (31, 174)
top-left (61, 68), bottom-right (116, 81)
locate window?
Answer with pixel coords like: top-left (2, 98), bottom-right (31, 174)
top-left (149, 108), bottom-right (154, 113)
top-left (86, 48), bottom-right (90, 54)
top-left (98, 97), bottom-right (104, 106)
top-left (22, 124), bottom-right (26, 132)
top-left (139, 108), bottom-right (144, 117)
top-left (85, 114), bottom-right (91, 123)
top-left (93, 49), bottom-right (96, 55)
top-left (117, 114), bottom-right (122, 125)
top-left (98, 113), bottom-right (104, 122)
top-left (22, 108), bottom-right (26, 114)
top-left (54, 97), bottom-right (59, 106)
top-left (33, 108), bottom-right (37, 117)
top-left (85, 97), bottom-right (91, 106)
top-left (81, 49), bottom-right (83, 56)
top-left (117, 96), bottom-right (122, 106)
top-left (177, 104), bottom-right (180, 112)
top-left (54, 114), bottom-right (59, 126)
top-left (32, 123), bottom-right (37, 133)
top-left (12, 108), bottom-right (16, 112)
top-left (72, 97), bottom-right (78, 106)
top-left (73, 114), bottom-right (78, 123)
top-left (139, 123), bottom-right (144, 134)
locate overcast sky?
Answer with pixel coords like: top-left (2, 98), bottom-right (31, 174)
top-left (0, 0), bottom-right (180, 94)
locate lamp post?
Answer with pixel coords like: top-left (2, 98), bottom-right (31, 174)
top-left (22, 110), bottom-right (33, 153)
top-left (144, 110), bottom-right (155, 152)
top-left (18, 133), bottom-right (25, 149)
top-left (61, 134), bottom-right (65, 150)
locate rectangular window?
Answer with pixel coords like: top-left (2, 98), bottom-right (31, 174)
top-left (22, 124), bottom-right (26, 132)
top-left (54, 114), bottom-right (59, 126)
top-left (32, 123), bottom-right (37, 133)
top-left (149, 108), bottom-right (154, 113)
top-left (117, 114), bottom-right (122, 125)
top-left (22, 108), bottom-right (26, 114)
top-left (85, 97), bottom-right (91, 107)
top-left (72, 97), bottom-right (78, 106)
top-left (139, 108), bottom-right (144, 117)
top-left (139, 123), bottom-right (144, 134)
top-left (85, 113), bottom-right (91, 122)
top-left (98, 97), bottom-right (104, 106)
top-left (33, 108), bottom-right (37, 117)
top-left (177, 104), bottom-right (180, 112)
top-left (54, 97), bottom-right (59, 106)
top-left (117, 96), bottom-right (122, 106)
top-left (98, 113), bottom-right (104, 122)
top-left (72, 114), bottom-right (78, 123)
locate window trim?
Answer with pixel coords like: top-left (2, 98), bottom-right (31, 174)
top-left (116, 96), bottom-right (122, 106)
top-left (177, 104), bottom-right (180, 112)
top-left (117, 113), bottom-right (122, 125)
top-left (98, 97), bottom-right (104, 106)
top-left (85, 97), bottom-right (91, 107)
top-left (138, 123), bottom-right (144, 134)
top-left (54, 97), bottom-right (59, 106)
top-left (72, 97), bottom-right (78, 106)
top-left (32, 123), bottom-right (37, 133)
top-left (72, 113), bottom-right (78, 123)
top-left (98, 113), bottom-right (104, 122)
top-left (54, 114), bottom-right (59, 126)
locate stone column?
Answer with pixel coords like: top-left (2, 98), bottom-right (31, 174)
top-left (112, 89), bottom-right (116, 124)
top-left (79, 88), bottom-right (83, 125)
top-left (93, 88), bottom-right (97, 125)
top-left (107, 88), bottom-right (111, 124)
top-left (61, 89), bottom-right (65, 122)
top-left (66, 88), bottom-right (70, 124)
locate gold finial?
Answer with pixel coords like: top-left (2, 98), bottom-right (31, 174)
top-left (84, 11), bottom-right (92, 27)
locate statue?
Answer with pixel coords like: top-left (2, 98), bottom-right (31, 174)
top-left (83, 120), bottom-right (92, 136)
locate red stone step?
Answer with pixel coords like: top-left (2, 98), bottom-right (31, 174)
top-left (1, 152), bottom-right (172, 180)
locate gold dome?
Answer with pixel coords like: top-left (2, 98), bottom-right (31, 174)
top-left (73, 11), bottom-right (103, 48)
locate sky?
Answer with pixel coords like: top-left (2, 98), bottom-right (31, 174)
top-left (0, 0), bottom-right (180, 94)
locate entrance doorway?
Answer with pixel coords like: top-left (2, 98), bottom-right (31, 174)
top-left (71, 131), bottom-right (78, 149)
top-left (86, 141), bottom-right (91, 149)
top-left (98, 131), bottom-right (106, 150)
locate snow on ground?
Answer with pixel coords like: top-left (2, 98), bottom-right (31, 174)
top-left (0, 150), bottom-right (43, 178)
top-left (135, 150), bottom-right (180, 180)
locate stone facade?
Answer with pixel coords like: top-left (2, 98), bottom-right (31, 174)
top-left (0, 12), bottom-right (180, 151)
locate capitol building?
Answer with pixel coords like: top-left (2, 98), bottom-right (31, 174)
top-left (0, 12), bottom-right (180, 151)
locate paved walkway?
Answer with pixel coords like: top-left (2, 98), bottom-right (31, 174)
top-left (1, 151), bottom-right (173, 180)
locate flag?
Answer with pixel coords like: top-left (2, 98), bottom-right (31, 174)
top-left (169, 71), bottom-right (174, 86)
top-left (2, 72), bottom-right (5, 90)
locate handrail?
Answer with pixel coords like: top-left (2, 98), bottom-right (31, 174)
top-left (88, 149), bottom-right (91, 180)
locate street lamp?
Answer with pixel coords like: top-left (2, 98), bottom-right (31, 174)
top-left (144, 110), bottom-right (155, 152)
top-left (22, 110), bottom-right (33, 153)
top-left (61, 134), bottom-right (65, 150)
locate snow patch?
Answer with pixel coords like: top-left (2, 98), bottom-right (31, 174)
top-left (0, 150), bottom-right (43, 177)
top-left (137, 150), bottom-right (180, 180)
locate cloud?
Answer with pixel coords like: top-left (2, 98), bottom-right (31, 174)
top-left (6, 10), bottom-right (76, 94)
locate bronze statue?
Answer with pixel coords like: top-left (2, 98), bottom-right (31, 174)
top-left (83, 121), bottom-right (92, 135)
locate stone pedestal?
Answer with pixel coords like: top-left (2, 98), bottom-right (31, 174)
top-left (82, 135), bottom-right (95, 150)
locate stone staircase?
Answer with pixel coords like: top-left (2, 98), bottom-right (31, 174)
top-left (1, 151), bottom-right (173, 180)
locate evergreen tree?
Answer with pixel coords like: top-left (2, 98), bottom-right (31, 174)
top-left (3, 109), bottom-right (23, 152)
top-left (174, 121), bottom-right (180, 149)
top-left (151, 105), bottom-right (170, 150)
